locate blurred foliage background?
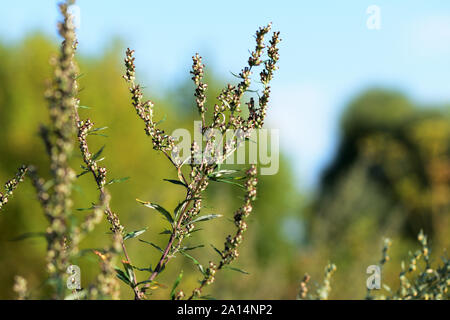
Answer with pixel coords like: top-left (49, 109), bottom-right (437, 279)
top-left (0, 34), bottom-right (448, 299)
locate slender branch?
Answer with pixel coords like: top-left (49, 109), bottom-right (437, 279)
top-left (141, 174), bottom-right (207, 292)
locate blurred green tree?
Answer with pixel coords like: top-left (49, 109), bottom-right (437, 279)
top-left (316, 89), bottom-right (449, 242)
top-left (299, 89), bottom-right (449, 299)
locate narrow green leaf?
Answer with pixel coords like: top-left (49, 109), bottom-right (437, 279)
top-left (92, 145), bottom-right (106, 161)
top-left (137, 199), bottom-right (174, 224)
top-left (223, 265), bottom-right (249, 275)
top-left (123, 262), bottom-right (135, 285)
top-left (138, 239), bottom-right (164, 253)
top-left (181, 244), bottom-right (204, 251)
top-left (9, 232), bottom-right (46, 242)
top-left (114, 267), bottom-right (131, 286)
top-left (132, 265), bottom-right (153, 273)
top-left (210, 244), bottom-right (223, 258)
top-left (106, 177), bottom-right (130, 186)
top-left (210, 177), bottom-right (245, 189)
top-left (218, 175), bottom-right (247, 181)
top-left (170, 270), bottom-right (183, 300)
top-left (156, 114), bottom-right (167, 125)
top-left (123, 227), bottom-right (148, 240)
top-left (76, 205), bottom-right (95, 211)
top-left (163, 179), bottom-right (187, 188)
top-left (89, 133), bottom-right (108, 137)
top-left (188, 214), bottom-right (222, 224)
top-left (89, 126), bottom-right (108, 133)
top-left (78, 105), bottom-right (91, 109)
top-left (76, 170), bottom-right (90, 178)
top-left (75, 73), bottom-right (85, 80)
top-left (180, 251), bottom-right (204, 275)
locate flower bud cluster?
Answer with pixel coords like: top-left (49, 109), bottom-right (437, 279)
top-left (221, 165), bottom-right (257, 265)
top-left (191, 54), bottom-right (208, 117)
top-left (124, 48), bottom-right (175, 151)
top-left (37, 2), bottom-right (79, 286)
top-left (0, 165), bottom-right (28, 210)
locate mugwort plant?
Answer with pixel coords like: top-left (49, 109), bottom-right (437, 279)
top-left (2, 0), bottom-right (281, 300)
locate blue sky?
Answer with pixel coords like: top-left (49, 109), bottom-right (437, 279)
top-left (1, 1), bottom-right (450, 189)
